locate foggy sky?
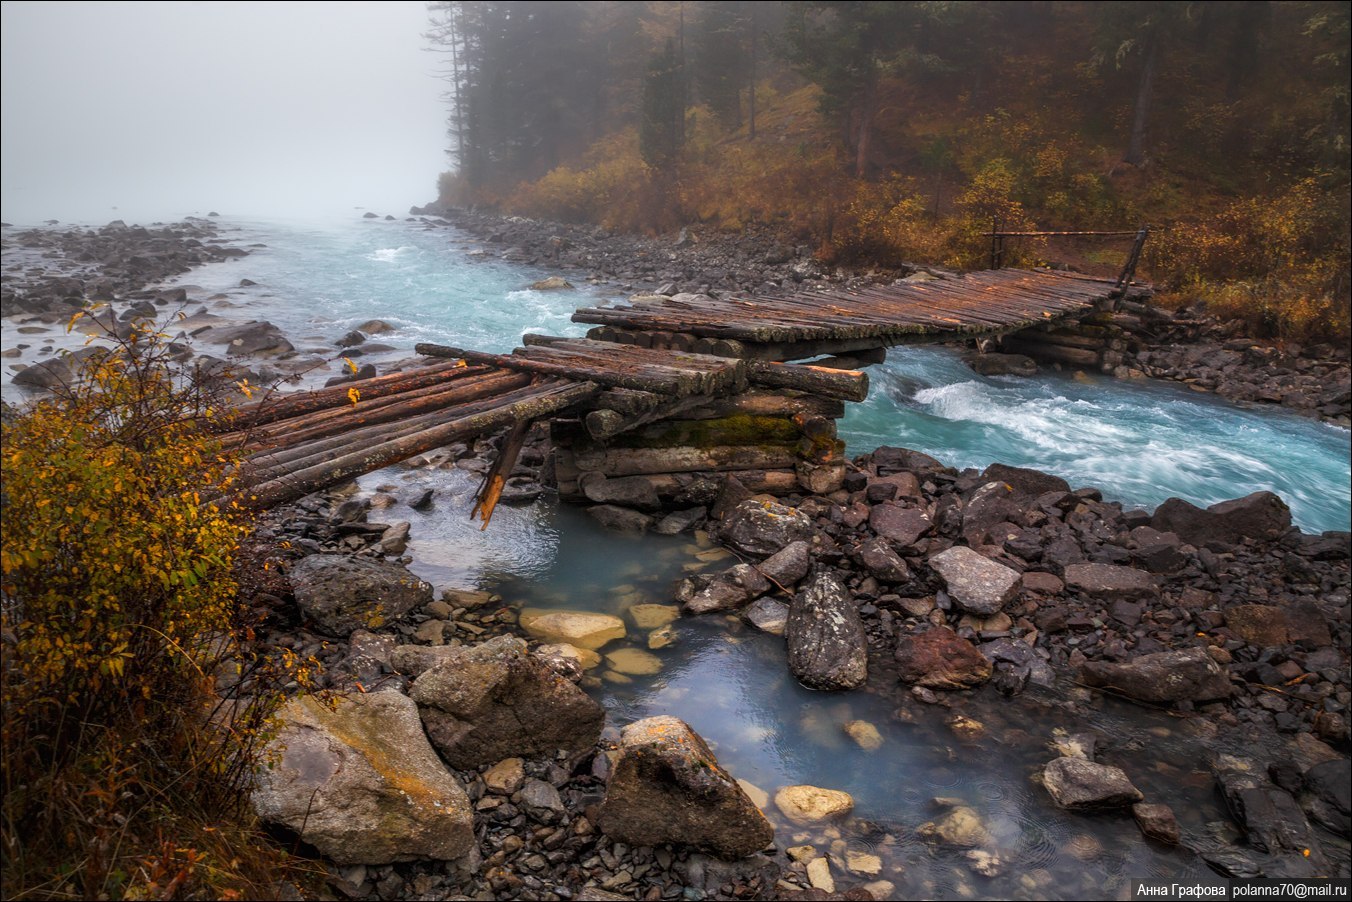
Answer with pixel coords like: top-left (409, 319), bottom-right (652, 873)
top-left (1, 1), bottom-right (448, 224)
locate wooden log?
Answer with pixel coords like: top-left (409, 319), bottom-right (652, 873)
top-left (583, 394), bottom-right (711, 441)
top-left (746, 360), bottom-right (869, 402)
top-left (591, 414), bottom-right (803, 451)
top-left (471, 417), bottom-right (530, 529)
top-left (227, 371), bottom-right (530, 449)
top-left (237, 378), bottom-right (538, 478)
top-left (236, 381), bottom-right (600, 509)
top-left (416, 342), bottom-right (701, 396)
top-left (677, 390), bottom-right (845, 422)
top-left (1001, 339), bottom-right (1101, 367)
top-left (571, 443), bottom-right (800, 477)
top-left (216, 361), bottom-right (486, 431)
top-left (1010, 328), bottom-right (1107, 351)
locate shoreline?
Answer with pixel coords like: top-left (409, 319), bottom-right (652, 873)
top-left (3, 213), bottom-right (1348, 900)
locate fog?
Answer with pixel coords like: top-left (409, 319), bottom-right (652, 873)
top-left (1, 1), bottom-right (447, 225)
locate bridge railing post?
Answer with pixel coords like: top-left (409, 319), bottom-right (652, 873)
top-left (1115, 226), bottom-right (1150, 294)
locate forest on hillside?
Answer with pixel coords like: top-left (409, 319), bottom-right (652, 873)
top-left (426, 1), bottom-right (1351, 341)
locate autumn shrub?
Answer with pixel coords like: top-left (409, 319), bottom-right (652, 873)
top-left (1147, 176), bottom-right (1352, 342)
top-left (1, 318), bottom-right (308, 900)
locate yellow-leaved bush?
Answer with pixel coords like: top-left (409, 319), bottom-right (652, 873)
top-left (1, 322), bottom-right (307, 900)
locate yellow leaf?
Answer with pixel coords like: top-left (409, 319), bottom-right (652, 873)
top-left (347, 387), bottom-right (361, 406)
top-left (344, 357), bottom-right (358, 374)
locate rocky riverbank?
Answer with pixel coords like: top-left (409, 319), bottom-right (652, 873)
top-left (420, 206), bottom-right (1352, 426)
top-left (227, 417), bottom-right (1349, 900)
top-left (4, 214), bottom-right (1348, 900)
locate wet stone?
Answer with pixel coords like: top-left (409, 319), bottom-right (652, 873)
top-left (1132, 802), bottom-right (1181, 844)
top-left (927, 547), bottom-right (1021, 615)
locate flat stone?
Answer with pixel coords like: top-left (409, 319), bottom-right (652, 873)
top-left (843, 720), bottom-right (883, 751)
top-left (807, 856), bottom-right (834, 893)
top-left (1063, 563), bottom-right (1157, 601)
top-left (928, 547), bottom-right (1021, 615)
top-left (869, 502), bottom-right (933, 546)
top-left (918, 805), bottom-right (989, 848)
top-left (774, 785), bottom-right (854, 825)
top-left (1078, 647), bottom-right (1231, 705)
top-left (605, 647), bottom-right (663, 675)
top-left (519, 609), bottom-right (626, 650)
top-left (743, 597), bottom-right (789, 635)
top-left (1043, 757), bottom-right (1143, 809)
top-left (484, 757), bottom-right (526, 795)
top-left (536, 642), bottom-right (601, 671)
top-left (845, 851), bottom-right (882, 876)
top-left (628, 603), bottom-right (679, 630)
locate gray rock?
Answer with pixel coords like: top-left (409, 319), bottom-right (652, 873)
top-left (1063, 563), bottom-right (1157, 601)
top-left (597, 716), bottom-right (774, 860)
top-left (895, 627), bottom-right (992, 690)
top-left (251, 691), bottom-right (473, 864)
top-left (12, 358), bottom-right (72, 390)
top-left (289, 554), bottom-right (432, 637)
top-left (1078, 647), bottom-right (1231, 704)
top-left (411, 636), bottom-right (604, 768)
top-left (960, 482), bottom-right (1023, 545)
top-left (1043, 757), bottom-right (1142, 809)
top-left (859, 537), bottom-right (911, 582)
top-left (580, 472), bottom-right (662, 511)
top-left (743, 597), bottom-right (789, 635)
top-left (653, 506), bottom-right (706, 535)
top-left (719, 499), bottom-right (814, 557)
top-left (927, 546), bottom-right (1021, 615)
top-left (872, 446), bottom-right (949, 477)
top-left (757, 540), bottom-right (812, 586)
top-left (786, 571), bottom-right (868, 690)
top-left (587, 504), bottom-right (655, 533)
top-left (520, 779), bottom-right (566, 823)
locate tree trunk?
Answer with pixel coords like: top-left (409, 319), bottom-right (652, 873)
top-left (1124, 27), bottom-right (1158, 167)
top-left (854, 76), bottom-right (877, 179)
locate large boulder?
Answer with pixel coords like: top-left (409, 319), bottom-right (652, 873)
top-left (251, 691), bottom-right (473, 865)
top-left (928, 546), bottom-right (1021, 615)
top-left (1078, 647), bottom-right (1231, 705)
top-left (1043, 757), bottom-right (1143, 809)
top-left (201, 320), bottom-right (295, 357)
top-left (895, 627), bottom-right (992, 690)
top-left (786, 572), bottom-right (867, 690)
top-left (1226, 604), bottom-right (1331, 648)
top-left (597, 716), bottom-right (774, 860)
top-left (411, 636), bottom-right (605, 768)
top-left (1152, 491), bottom-right (1292, 548)
top-left (718, 499), bottom-right (814, 557)
top-left (289, 554), bottom-right (432, 637)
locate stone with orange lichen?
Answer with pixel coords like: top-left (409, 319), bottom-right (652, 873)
top-left (251, 690), bottom-right (473, 864)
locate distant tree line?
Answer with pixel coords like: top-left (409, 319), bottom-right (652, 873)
top-left (427, 1), bottom-right (1348, 194)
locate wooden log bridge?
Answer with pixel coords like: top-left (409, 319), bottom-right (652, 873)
top-left (218, 266), bottom-right (1145, 519)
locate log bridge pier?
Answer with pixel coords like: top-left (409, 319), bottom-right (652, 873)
top-left (218, 267), bottom-right (1151, 521)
